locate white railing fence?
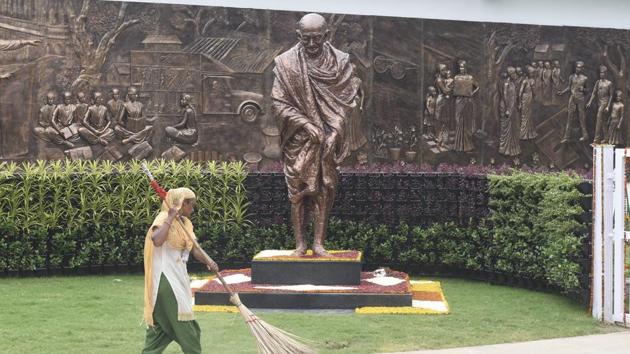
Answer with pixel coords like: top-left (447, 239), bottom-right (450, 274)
top-left (592, 145), bottom-right (629, 326)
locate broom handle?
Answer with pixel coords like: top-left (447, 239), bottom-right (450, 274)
top-left (141, 164), bottom-right (236, 296)
top-left (170, 209), bottom-right (236, 296)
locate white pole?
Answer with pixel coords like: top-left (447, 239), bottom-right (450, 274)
top-left (613, 149), bottom-right (626, 323)
top-left (592, 146), bottom-right (603, 320)
top-left (602, 145), bottom-right (614, 323)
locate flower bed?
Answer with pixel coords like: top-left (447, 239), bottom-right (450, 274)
top-left (195, 268), bottom-right (410, 294)
top-left (355, 280), bottom-right (449, 315)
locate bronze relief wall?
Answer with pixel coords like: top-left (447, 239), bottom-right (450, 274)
top-left (0, 0), bottom-right (628, 170)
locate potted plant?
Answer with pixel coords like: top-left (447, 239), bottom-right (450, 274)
top-left (387, 125), bottom-right (404, 161)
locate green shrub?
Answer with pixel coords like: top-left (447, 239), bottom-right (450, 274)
top-left (0, 159), bottom-right (249, 271)
top-left (486, 171), bottom-right (586, 292)
top-left (0, 162), bottom-right (588, 298)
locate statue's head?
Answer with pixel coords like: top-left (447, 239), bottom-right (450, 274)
top-left (111, 88), bottom-right (120, 100)
top-left (507, 66), bottom-right (517, 79)
top-left (544, 61), bottom-right (551, 69)
top-left (458, 60), bottom-right (467, 74)
top-left (296, 13), bottom-right (329, 58)
top-left (616, 90), bottom-right (623, 102)
top-left (516, 67), bottom-right (523, 77)
top-left (93, 92), bottom-right (104, 105)
top-left (62, 91), bottom-right (73, 104)
top-left (553, 60), bottom-right (560, 67)
top-left (427, 86), bottom-right (437, 95)
top-left (77, 91), bottom-right (87, 103)
top-left (45, 91), bottom-right (56, 104)
top-left (127, 87), bottom-right (138, 101)
top-left (599, 65), bottom-right (608, 78)
top-left (445, 69), bottom-right (452, 78)
top-left (575, 61), bottom-right (584, 74)
top-left (537, 60), bottom-right (543, 67)
top-left (531, 61), bottom-right (537, 67)
top-left (180, 93), bottom-right (192, 107)
top-left (437, 63), bottom-right (447, 77)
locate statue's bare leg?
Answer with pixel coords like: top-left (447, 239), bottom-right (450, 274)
top-left (290, 199), bottom-right (307, 256)
top-left (312, 188), bottom-right (332, 257)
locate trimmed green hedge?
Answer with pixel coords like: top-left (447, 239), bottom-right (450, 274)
top-left (0, 159), bottom-right (248, 270)
top-left (485, 171), bottom-right (586, 293)
top-left (0, 161), bottom-right (588, 297)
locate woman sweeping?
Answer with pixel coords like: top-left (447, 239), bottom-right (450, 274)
top-left (142, 187), bottom-right (218, 354)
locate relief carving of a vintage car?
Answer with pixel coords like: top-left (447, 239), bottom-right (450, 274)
top-left (202, 75), bottom-right (263, 123)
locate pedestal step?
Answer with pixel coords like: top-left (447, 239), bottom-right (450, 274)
top-left (194, 268), bottom-right (412, 310)
top-left (250, 250), bottom-right (362, 285)
top-left (196, 291), bottom-right (411, 309)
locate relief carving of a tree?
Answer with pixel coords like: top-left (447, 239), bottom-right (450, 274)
top-left (66, 0), bottom-right (140, 91)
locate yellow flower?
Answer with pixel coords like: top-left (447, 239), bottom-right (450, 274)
top-left (193, 305), bottom-right (239, 313)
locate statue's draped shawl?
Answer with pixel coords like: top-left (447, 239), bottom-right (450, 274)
top-left (271, 42), bottom-right (359, 196)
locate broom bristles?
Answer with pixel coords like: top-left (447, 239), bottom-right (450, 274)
top-left (232, 295), bottom-right (317, 354)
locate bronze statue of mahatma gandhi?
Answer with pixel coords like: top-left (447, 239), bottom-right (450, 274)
top-left (271, 13), bottom-right (361, 257)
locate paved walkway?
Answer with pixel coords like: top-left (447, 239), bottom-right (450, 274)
top-left (387, 331), bottom-right (630, 354)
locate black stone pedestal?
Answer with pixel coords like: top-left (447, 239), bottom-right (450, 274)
top-left (194, 251), bottom-right (413, 310)
top-left (251, 250), bottom-right (363, 285)
top-left (252, 260), bottom-right (362, 285)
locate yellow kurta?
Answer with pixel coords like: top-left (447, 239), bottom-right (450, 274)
top-left (143, 188), bottom-right (196, 326)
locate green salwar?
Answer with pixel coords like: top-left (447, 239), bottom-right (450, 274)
top-left (142, 274), bottom-right (201, 354)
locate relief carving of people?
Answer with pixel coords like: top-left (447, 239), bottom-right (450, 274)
top-left (551, 60), bottom-right (564, 106)
top-left (519, 65), bottom-right (537, 140)
top-left (453, 60), bottom-right (478, 152)
top-left (424, 86), bottom-right (437, 139)
top-left (541, 61), bottom-right (553, 105)
top-left (605, 90), bottom-right (624, 145)
top-left (51, 92), bottom-right (81, 148)
top-left (531, 61), bottom-right (541, 102)
top-left (271, 13), bottom-right (360, 257)
top-left (165, 94), bottom-right (198, 145)
top-left (434, 64), bottom-right (452, 149)
top-left (498, 67), bottom-right (521, 156)
top-left (536, 60), bottom-right (545, 101)
top-left (78, 92), bottom-right (115, 146)
top-left (587, 66), bottom-right (614, 144)
top-left (33, 92), bottom-right (65, 145)
top-left (107, 88), bottom-right (124, 126)
top-left (557, 61), bottom-right (589, 143)
top-left (346, 74), bottom-right (367, 152)
top-left (0, 39), bottom-right (41, 79)
top-left (114, 87), bottom-right (155, 145)
top-left (75, 92), bottom-right (89, 122)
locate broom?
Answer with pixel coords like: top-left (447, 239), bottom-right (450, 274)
top-left (140, 163), bottom-right (317, 354)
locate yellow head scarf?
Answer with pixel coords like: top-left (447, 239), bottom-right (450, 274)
top-left (143, 187), bottom-right (196, 326)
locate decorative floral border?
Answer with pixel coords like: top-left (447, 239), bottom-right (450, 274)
top-left (193, 305), bottom-right (239, 313)
top-left (355, 306), bottom-right (447, 315)
top-left (193, 278), bottom-right (449, 315)
top-left (356, 281), bottom-right (450, 315)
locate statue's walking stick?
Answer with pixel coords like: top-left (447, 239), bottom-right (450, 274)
top-left (141, 163), bottom-right (316, 354)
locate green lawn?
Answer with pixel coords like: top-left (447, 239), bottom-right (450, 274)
top-left (0, 275), bottom-right (623, 354)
